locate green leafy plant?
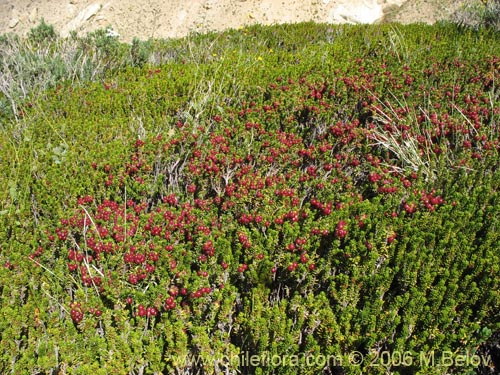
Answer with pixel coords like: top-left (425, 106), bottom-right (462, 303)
top-left (453, 0), bottom-right (500, 30)
top-left (28, 18), bottom-right (57, 44)
top-left (1, 21), bottom-right (499, 375)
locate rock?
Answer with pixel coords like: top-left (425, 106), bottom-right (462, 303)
top-left (329, 0), bottom-right (384, 24)
top-left (8, 17), bottom-right (19, 28)
top-left (61, 3), bottom-right (101, 36)
top-left (29, 8), bottom-right (38, 24)
top-left (80, 3), bottom-right (101, 21)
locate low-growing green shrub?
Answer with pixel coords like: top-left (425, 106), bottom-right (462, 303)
top-left (0, 21), bottom-right (499, 375)
top-left (27, 18), bottom-right (57, 44)
top-left (0, 21), bottom-right (160, 121)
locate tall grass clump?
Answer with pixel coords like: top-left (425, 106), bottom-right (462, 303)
top-left (453, 0), bottom-right (500, 30)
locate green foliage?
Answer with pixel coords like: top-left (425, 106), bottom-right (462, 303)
top-left (0, 24), bottom-right (156, 121)
top-left (130, 37), bottom-right (154, 67)
top-left (28, 18), bottom-right (57, 44)
top-left (453, 0), bottom-right (500, 30)
top-left (0, 21), bottom-right (499, 374)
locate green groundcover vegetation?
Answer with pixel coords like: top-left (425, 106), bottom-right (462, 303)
top-left (0, 20), bottom-right (499, 375)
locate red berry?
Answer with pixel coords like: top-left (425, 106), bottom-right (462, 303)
top-left (146, 307), bottom-right (157, 317)
top-left (128, 274), bottom-right (138, 285)
top-left (287, 262), bottom-right (298, 272)
top-left (169, 286), bottom-right (179, 297)
top-left (237, 264), bottom-right (248, 273)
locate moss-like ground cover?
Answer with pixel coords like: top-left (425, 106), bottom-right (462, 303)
top-left (1, 21), bottom-right (499, 374)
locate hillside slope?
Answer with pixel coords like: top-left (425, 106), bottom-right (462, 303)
top-left (1, 0), bottom-right (464, 42)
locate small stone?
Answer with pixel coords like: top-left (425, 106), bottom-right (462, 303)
top-left (29, 8), bottom-right (38, 23)
top-left (8, 18), bottom-right (19, 28)
top-left (81, 3), bottom-right (101, 21)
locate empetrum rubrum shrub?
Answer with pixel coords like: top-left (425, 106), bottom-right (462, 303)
top-left (1, 21), bottom-right (499, 374)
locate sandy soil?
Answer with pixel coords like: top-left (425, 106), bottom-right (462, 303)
top-left (0, 0), bottom-right (465, 43)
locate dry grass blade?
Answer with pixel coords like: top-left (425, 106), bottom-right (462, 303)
top-left (367, 89), bottom-right (436, 181)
